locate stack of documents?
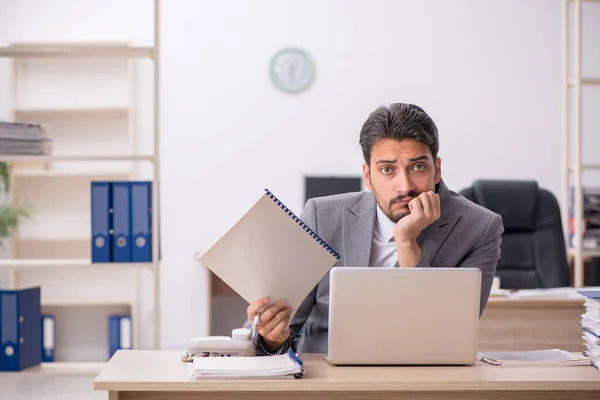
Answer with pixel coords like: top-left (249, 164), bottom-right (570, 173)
top-left (492, 286), bottom-right (600, 300)
top-left (189, 350), bottom-right (304, 379)
top-left (579, 290), bottom-right (600, 369)
top-left (0, 121), bottom-right (52, 155)
top-left (477, 349), bottom-right (591, 367)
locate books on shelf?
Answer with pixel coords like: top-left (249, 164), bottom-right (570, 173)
top-left (0, 121), bottom-right (52, 156)
top-left (91, 181), bottom-right (153, 263)
top-left (108, 315), bottom-right (132, 360)
top-left (569, 187), bottom-right (600, 250)
top-left (579, 290), bottom-right (600, 369)
top-left (0, 287), bottom-right (42, 371)
top-left (41, 314), bottom-right (55, 363)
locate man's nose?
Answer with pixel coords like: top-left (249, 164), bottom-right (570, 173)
top-left (394, 170), bottom-right (416, 195)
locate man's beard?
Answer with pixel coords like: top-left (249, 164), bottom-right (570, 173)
top-left (381, 191), bottom-right (419, 223)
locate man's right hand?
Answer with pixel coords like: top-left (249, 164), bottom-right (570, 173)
top-left (247, 298), bottom-right (292, 352)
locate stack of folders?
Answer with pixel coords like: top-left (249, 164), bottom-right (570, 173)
top-left (91, 181), bottom-right (153, 263)
top-left (569, 187), bottom-right (600, 249)
top-left (0, 287), bottom-right (42, 371)
top-left (41, 315), bottom-right (55, 362)
top-left (579, 290), bottom-right (600, 369)
top-left (0, 121), bottom-right (52, 155)
top-left (189, 350), bottom-right (304, 379)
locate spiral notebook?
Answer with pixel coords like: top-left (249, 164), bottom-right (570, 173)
top-left (196, 189), bottom-right (340, 320)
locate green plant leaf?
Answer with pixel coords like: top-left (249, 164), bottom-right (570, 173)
top-left (0, 162), bottom-right (9, 193)
top-left (0, 204), bottom-right (32, 249)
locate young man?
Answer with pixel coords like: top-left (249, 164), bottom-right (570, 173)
top-left (247, 103), bottom-right (504, 355)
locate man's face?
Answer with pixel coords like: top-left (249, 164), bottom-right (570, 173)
top-left (363, 138), bottom-right (442, 223)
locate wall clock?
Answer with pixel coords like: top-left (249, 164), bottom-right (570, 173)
top-left (269, 47), bottom-right (315, 94)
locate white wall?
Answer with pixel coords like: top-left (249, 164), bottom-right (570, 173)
top-left (1, 0), bottom-right (599, 350)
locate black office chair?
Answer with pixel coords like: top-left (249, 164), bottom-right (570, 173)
top-left (460, 180), bottom-right (570, 289)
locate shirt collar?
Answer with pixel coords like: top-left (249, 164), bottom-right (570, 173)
top-left (376, 204), bottom-right (396, 243)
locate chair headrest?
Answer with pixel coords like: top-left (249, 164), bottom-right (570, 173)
top-left (472, 180), bottom-right (539, 231)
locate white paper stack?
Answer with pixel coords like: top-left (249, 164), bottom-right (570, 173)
top-left (477, 349), bottom-right (591, 367)
top-left (578, 290), bottom-right (600, 369)
top-left (189, 351), bottom-right (304, 379)
top-left (0, 121), bottom-right (52, 155)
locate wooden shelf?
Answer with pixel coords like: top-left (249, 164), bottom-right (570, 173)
top-left (568, 248), bottom-right (600, 259)
top-left (19, 361), bottom-right (107, 375)
top-left (0, 259), bottom-right (154, 270)
top-left (14, 106), bottom-right (129, 114)
top-left (568, 164), bottom-right (600, 172)
top-left (0, 154), bottom-right (154, 163)
top-left (568, 78), bottom-right (600, 86)
top-left (14, 236), bottom-right (88, 242)
top-left (11, 169), bottom-right (130, 178)
top-left (1, 5), bottom-right (161, 355)
top-left (42, 298), bottom-right (134, 307)
top-left (0, 45), bottom-right (154, 59)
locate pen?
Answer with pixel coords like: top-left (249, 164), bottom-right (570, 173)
top-left (251, 313), bottom-right (260, 344)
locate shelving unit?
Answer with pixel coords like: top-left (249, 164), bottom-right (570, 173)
top-left (17, 361), bottom-right (107, 375)
top-left (0, 1), bottom-right (161, 372)
top-left (562, 0), bottom-right (600, 287)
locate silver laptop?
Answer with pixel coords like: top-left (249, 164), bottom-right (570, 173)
top-left (325, 267), bottom-right (481, 365)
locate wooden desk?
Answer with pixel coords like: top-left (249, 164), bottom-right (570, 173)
top-left (94, 350), bottom-right (600, 400)
top-left (479, 296), bottom-right (585, 352)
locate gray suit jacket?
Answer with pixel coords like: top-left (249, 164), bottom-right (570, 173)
top-left (260, 179), bottom-right (503, 355)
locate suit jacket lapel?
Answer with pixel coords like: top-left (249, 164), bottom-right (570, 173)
top-left (341, 193), bottom-right (376, 266)
top-left (417, 214), bottom-right (460, 265)
top-left (417, 180), bottom-right (461, 265)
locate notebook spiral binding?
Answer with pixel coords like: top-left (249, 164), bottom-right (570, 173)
top-left (265, 189), bottom-right (341, 260)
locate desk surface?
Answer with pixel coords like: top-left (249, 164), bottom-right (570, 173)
top-left (94, 350), bottom-right (600, 393)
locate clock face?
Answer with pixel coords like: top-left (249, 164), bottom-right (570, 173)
top-left (270, 48), bottom-right (315, 93)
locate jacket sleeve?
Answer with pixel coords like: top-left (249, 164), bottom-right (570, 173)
top-left (459, 213), bottom-right (503, 315)
top-left (254, 198), bottom-right (320, 355)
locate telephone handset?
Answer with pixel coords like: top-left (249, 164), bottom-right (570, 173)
top-left (182, 328), bottom-right (256, 361)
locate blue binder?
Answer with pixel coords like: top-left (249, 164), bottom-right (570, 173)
top-left (41, 315), bottom-right (55, 363)
top-left (0, 287), bottom-right (41, 371)
top-left (131, 181), bottom-right (152, 262)
top-left (108, 315), bottom-right (132, 359)
top-left (91, 182), bottom-right (112, 262)
top-left (112, 182), bottom-right (132, 262)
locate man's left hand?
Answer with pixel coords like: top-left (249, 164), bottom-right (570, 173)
top-left (393, 191), bottom-right (441, 266)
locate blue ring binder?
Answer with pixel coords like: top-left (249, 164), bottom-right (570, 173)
top-left (265, 189), bottom-right (341, 259)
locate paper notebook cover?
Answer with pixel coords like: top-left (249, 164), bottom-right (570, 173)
top-left (477, 349), bottom-right (591, 367)
top-left (197, 189), bottom-right (340, 320)
top-left (190, 350), bottom-right (304, 379)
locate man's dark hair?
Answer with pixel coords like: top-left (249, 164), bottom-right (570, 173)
top-left (359, 103), bottom-right (439, 165)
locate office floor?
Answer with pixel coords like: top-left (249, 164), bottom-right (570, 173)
top-left (0, 373), bottom-right (104, 400)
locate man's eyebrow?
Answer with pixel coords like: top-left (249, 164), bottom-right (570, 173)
top-left (409, 155), bottom-right (429, 162)
top-left (375, 159), bottom-right (397, 165)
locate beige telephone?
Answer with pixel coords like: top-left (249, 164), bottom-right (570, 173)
top-left (182, 328), bottom-right (256, 361)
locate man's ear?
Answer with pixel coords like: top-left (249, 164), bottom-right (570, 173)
top-left (362, 163), bottom-right (372, 190)
top-left (434, 157), bottom-right (442, 184)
